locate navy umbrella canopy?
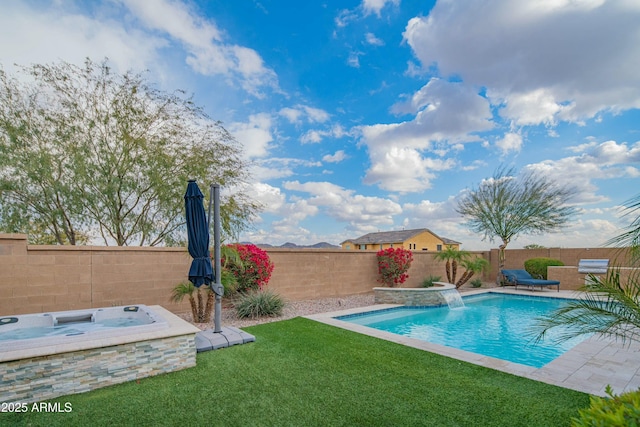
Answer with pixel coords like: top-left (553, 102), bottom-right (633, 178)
top-left (185, 180), bottom-right (213, 287)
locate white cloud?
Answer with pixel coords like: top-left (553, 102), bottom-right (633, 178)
top-left (403, 0), bottom-right (640, 126)
top-left (500, 89), bottom-right (565, 126)
top-left (301, 124), bottom-right (350, 144)
top-left (567, 141), bottom-right (598, 153)
top-left (365, 32), bottom-right (385, 46)
top-left (279, 104), bottom-right (330, 124)
top-left (363, 147), bottom-right (456, 193)
top-left (300, 130), bottom-right (323, 144)
top-left (283, 180), bottom-right (402, 228)
top-left (246, 183), bottom-right (287, 214)
top-left (360, 79), bottom-right (493, 192)
top-left (400, 196), bottom-right (479, 247)
top-left (388, 79), bottom-right (493, 136)
top-left (303, 105), bottom-right (330, 123)
top-left (335, 0), bottom-right (399, 28)
top-left (251, 157), bottom-right (322, 181)
top-left (362, 0), bottom-right (400, 17)
top-left (323, 150), bottom-right (348, 163)
top-left (462, 159), bottom-right (488, 171)
top-left (524, 140), bottom-right (640, 204)
top-left (122, 0), bottom-right (278, 97)
top-left (279, 107), bottom-right (304, 124)
top-left (0, 2), bottom-right (164, 74)
top-left (495, 132), bottom-right (523, 154)
top-left (347, 51), bottom-right (362, 68)
top-left (228, 113), bottom-right (273, 159)
top-left (0, 1), bottom-right (279, 98)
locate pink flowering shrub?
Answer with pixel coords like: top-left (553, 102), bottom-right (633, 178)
top-left (376, 247), bottom-right (413, 287)
top-left (225, 244), bottom-right (274, 293)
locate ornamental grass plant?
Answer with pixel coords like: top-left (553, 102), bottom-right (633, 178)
top-left (235, 289), bottom-right (285, 319)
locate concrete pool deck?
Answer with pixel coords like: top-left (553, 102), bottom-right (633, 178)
top-left (305, 288), bottom-right (640, 397)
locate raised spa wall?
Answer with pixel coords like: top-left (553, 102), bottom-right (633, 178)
top-left (373, 282), bottom-right (456, 306)
top-left (0, 306), bottom-right (200, 404)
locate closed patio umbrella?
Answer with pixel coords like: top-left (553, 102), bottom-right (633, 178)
top-left (185, 180), bottom-right (213, 289)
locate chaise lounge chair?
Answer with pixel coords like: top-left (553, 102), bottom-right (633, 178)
top-left (500, 269), bottom-right (560, 292)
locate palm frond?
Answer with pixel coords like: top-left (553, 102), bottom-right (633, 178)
top-left (533, 268), bottom-right (640, 345)
top-left (170, 281), bottom-right (195, 303)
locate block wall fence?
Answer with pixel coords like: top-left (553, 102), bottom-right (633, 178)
top-left (0, 233), bottom-right (632, 316)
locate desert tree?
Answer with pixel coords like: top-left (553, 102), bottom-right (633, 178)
top-left (456, 167), bottom-right (577, 277)
top-left (0, 59), bottom-right (259, 245)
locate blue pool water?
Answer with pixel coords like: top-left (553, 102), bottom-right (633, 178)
top-left (337, 293), bottom-right (588, 368)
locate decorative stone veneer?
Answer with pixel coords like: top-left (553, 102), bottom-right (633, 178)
top-left (373, 283), bottom-right (455, 306)
top-left (0, 334), bottom-right (196, 404)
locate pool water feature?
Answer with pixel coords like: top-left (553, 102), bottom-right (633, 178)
top-left (337, 293), bottom-right (588, 368)
top-left (440, 288), bottom-right (465, 309)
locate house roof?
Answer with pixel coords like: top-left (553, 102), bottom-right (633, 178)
top-left (342, 228), bottom-right (461, 245)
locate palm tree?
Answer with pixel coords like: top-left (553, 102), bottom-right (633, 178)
top-left (455, 257), bottom-right (490, 289)
top-left (534, 194), bottom-right (640, 344)
top-left (171, 244), bottom-right (241, 323)
top-left (433, 247), bottom-right (471, 284)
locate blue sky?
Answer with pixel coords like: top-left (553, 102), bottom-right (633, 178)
top-left (2, 0), bottom-right (639, 249)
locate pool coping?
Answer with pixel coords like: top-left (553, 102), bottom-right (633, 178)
top-left (305, 288), bottom-right (640, 397)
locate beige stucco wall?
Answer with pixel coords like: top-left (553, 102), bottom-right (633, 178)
top-left (0, 235), bottom-right (466, 316)
top-left (0, 233), bottom-right (634, 316)
top-left (0, 234), bottom-right (191, 316)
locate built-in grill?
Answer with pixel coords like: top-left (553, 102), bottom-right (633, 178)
top-left (577, 259), bottom-right (609, 274)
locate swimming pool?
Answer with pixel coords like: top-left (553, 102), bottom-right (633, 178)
top-left (336, 293), bottom-right (588, 368)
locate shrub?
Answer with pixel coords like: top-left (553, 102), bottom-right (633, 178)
top-left (421, 275), bottom-right (441, 288)
top-left (571, 386), bottom-right (640, 426)
top-left (376, 247), bottom-right (413, 287)
top-left (524, 257), bottom-right (564, 279)
top-left (225, 244), bottom-right (274, 293)
top-left (470, 278), bottom-right (483, 288)
top-left (235, 289), bottom-right (285, 319)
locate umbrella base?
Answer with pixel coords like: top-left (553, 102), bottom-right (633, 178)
top-left (195, 327), bottom-right (255, 352)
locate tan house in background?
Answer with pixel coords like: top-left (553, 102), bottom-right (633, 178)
top-left (341, 228), bottom-right (461, 251)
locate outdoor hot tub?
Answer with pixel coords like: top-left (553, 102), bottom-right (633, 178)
top-left (0, 305), bottom-right (200, 403)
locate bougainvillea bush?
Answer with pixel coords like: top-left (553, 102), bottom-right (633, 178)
top-left (224, 243), bottom-right (274, 293)
top-left (376, 247), bottom-right (413, 287)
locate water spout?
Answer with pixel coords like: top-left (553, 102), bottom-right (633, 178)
top-left (441, 288), bottom-right (465, 309)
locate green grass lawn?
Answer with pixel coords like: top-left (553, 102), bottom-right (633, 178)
top-left (1, 318), bottom-right (590, 426)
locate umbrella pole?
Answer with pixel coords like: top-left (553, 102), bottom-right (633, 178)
top-left (211, 184), bottom-right (223, 333)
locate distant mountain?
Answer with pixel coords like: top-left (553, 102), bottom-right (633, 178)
top-left (241, 241), bottom-right (340, 249)
top-left (306, 242), bottom-right (340, 249)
